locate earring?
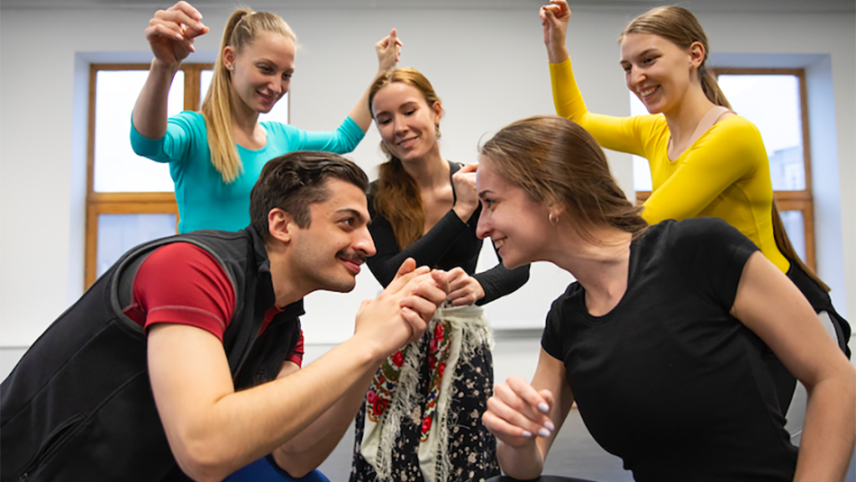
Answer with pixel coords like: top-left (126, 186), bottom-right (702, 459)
top-left (229, 65), bottom-right (234, 71)
top-left (548, 213), bottom-right (558, 226)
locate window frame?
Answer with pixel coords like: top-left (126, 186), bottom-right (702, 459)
top-left (634, 67), bottom-right (816, 271)
top-left (85, 63), bottom-right (212, 288)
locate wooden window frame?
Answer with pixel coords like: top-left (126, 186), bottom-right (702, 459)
top-left (85, 63), bottom-right (212, 288)
top-left (635, 68), bottom-right (816, 271)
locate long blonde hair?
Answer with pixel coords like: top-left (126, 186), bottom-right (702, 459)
top-left (201, 8), bottom-right (296, 183)
top-left (620, 6), bottom-right (731, 110)
top-left (369, 68), bottom-right (443, 250)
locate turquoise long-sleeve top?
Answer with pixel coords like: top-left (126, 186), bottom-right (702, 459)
top-left (131, 111), bottom-right (365, 233)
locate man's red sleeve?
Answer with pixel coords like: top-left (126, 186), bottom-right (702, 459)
top-left (128, 243), bottom-right (236, 341)
top-left (288, 330), bottom-right (305, 367)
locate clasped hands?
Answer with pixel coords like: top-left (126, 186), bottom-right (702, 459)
top-left (354, 258), bottom-right (451, 359)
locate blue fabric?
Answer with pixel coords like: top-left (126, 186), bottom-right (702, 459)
top-left (131, 111), bottom-right (365, 233)
top-left (224, 455), bottom-right (331, 482)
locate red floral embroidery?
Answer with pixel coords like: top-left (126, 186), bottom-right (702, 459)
top-left (392, 351), bottom-right (404, 367)
top-left (434, 323), bottom-right (444, 339)
top-left (373, 398), bottom-right (389, 416)
top-left (429, 338), bottom-right (438, 354)
top-left (438, 361), bottom-right (446, 377)
top-left (428, 356), bottom-right (436, 371)
top-left (422, 416), bottom-right (432, 433)
top-left (367, 390), bottom-right (378, 405)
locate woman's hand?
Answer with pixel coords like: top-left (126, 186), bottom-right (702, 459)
top-left (539, 0), bottom-right (570, 64)
top-left (375, 28), bottom-right (403, 74)
top-left (146, 1), bottom-right (209, 68)
top-left (483, 376), bottom-right (555, 448)
top-left (446, 267), bottom-right (485, 306)
top-left (452, 163), bottom-right (480, 223)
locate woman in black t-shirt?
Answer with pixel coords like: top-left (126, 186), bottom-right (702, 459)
top-left (474, 115), bottom-right (855, 481)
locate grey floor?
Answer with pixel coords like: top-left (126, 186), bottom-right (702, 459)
top-left (319, 407), bottom-right (856, 481)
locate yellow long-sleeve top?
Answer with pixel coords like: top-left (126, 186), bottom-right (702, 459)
top-left (550, 59), bottom-right (790, 273)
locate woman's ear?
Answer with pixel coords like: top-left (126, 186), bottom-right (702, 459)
top-left (432, 100), bottom-right (443, 123)
top-left (223, 46), bottom-right (236, 71)
top-left (548, 203), bottom-right (566, 226)
top-left (688, 41), bottom-right (705, 70)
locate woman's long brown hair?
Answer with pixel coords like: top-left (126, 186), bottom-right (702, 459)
top-left (369, 68), bottom-right (442, 250)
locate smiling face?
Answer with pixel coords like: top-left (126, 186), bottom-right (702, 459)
top-left (371, 82), bottom-right (442, 163)
top-left (475, 159), bottom-right (552, 270)
top-left (619, 33), bottom-right (701, 115)
top-left (288, 178), bottom-right (376, 293)
top-left (225, 32), bottom-right (295, 114)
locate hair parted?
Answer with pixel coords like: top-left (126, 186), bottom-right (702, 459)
top-left (250, 151), bottom-right (369, 241)
top-left (620, 5), bottom-right (731, 110)
top-left (368, 67), bottom-right (443, 250)
top-left (201, 8), bottom-right (297, 184)
top-left (480, 115), bottom-right (648, 242)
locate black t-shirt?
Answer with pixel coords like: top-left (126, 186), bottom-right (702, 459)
top-left (542, 218), bottom-right (798, 482)
top-left (366, 161), bottom-right (529, 305)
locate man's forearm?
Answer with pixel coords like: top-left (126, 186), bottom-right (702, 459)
top-left (150, 329), bottom-right (385, 482)
top-left (271, 367), bottom-right (377, 477)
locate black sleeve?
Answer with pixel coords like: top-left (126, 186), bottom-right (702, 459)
top-left (541, 289), bottom-right (572, 361)
top-left (666, 218), bottom-right (759, 310)
top-left (367, 208), bottom-right (470, 288)
top-left (473, 244), bottom-right (530, 306)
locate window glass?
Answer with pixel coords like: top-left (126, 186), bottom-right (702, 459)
top-left (94, 70), bottom-right (183, 193)
top-left (629, 92), bottom-right (653, 192)
top-left (96, 214), bottom-right (177, 277)
top-left (718, 75), bottom-right (805, 191)
top-left (779, 210), bottom-right (806, 262)
top-left (200, 70), bottom-right (289, 124)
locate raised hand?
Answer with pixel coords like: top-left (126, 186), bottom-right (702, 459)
top-left (446, 267), bottom-right (485, 306)
top-left (483, 376), bottom-right (556, 448)
top-left (145, 1), bottom-right (209, 67)
top-left (539, 0), bottom-right (570, 63)
top-left (452, 163), bottom-right (480, 223)
top-left (354, 258), bottom-right (448, 358)
top-left (376, 28), bottom-right (403, 74)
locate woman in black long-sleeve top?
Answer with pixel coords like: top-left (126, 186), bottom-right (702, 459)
top-left (350, 68), bottom-right (529, 482)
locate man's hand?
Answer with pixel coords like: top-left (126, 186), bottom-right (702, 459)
top-left (355, 258), bottom-right (448, 359)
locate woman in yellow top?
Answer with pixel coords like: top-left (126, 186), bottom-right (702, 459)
top-left (540, 0), bottom-right (849, 423)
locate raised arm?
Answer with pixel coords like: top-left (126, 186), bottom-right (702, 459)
top-left (133, 1), bottom-right (209, 140)
top-left (483, 349), bottom-right (575, 480)
top-left (731, 252), bottom-right (856, 482)
top-left (541, 0), bottom-right (652, 156)
top-left (147, 261), bottom-right (447, 482)
top-left (348, 29), bottom-right (402, 133)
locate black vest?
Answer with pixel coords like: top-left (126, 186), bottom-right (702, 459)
top-left (1, 227), bottom-right (302, 482)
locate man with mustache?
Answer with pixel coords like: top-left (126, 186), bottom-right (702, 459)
top-left (1, 151), bottom-right (449, 482)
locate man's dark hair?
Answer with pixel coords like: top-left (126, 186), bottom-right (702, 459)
top-left (250, 151), bottom-right (369, 241)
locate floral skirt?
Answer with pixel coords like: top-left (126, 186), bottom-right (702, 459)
top-left (350, 305), bottom-right (500, 482)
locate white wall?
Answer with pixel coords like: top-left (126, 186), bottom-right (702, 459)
top-left (1, 4), bottom-right (853, 349)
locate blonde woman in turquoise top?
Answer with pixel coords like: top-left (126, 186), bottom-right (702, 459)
top-left (132, 1), bottom-right (401, 233)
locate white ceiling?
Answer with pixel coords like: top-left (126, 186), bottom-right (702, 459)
top-left (1, 0), bottom-right (853, 13)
